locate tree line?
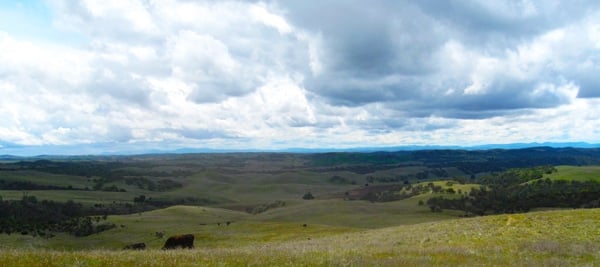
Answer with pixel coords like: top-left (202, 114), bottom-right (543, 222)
top-left (426, 166), bottom-right (600, 215)
top-left (0, 195), bottom-right (114, 237)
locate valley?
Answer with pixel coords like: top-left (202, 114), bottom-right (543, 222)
top-left (0, 147), bottom-right (599, 265)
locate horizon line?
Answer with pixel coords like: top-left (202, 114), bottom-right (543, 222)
top-left (1, 141), bottom-right (599, 158)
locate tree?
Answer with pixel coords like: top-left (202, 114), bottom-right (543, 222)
top-left (133, 195), bottom-right (146, 203)
top-left (302, 192), bottom-right (314, 200)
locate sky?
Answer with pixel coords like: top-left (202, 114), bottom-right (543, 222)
top-left (1, 0), bottom-right (600, 155)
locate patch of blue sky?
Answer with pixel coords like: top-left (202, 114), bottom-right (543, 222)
top-left (0, 0), bottom-right (86, 46)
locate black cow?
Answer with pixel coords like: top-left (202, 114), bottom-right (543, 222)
top-left (123, 242), bottom-right (146, 250)
top-left (162, 234), bottom-right (194, 249)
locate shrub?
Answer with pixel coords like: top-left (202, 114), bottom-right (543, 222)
top-left (302, 192), bottom-right (315, 200)
top-left (247, 200), bottom-right (286, 214)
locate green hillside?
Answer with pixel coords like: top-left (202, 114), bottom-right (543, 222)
top-left (1, 152), bottom-right (600, 265)
top-left (1, 208), bottom-right (598, 266)
top-left (253, 197), bottom-right (461, 228)
top-left (543, 165), bottom-right (600, 182)
top-left (0, 196), bottom-right (460, 250)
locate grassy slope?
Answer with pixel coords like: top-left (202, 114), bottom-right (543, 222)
top-left (543, 165), bottom-right (600, 182)
top-left (254, 197), bottom-right (462, 228)
top-left (0, 205), bottom-right (358, 250)
top-left (1, 208), bottom-right (598, 266)
top-left (168, 170), bottom-right (358, 204)
top-left (1, 162), bottom-right (598, 265)
top-left (0, 194), bottom-right (460, 250)
top-left (0, 168), bottom-right (359, 205)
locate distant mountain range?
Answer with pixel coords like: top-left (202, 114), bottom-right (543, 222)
top-left (0, 142), bottom-right (599, 158)
top-left (167, 142), bottom-right (600, 154)
top-left (278, 142), bottom-right (600, 153)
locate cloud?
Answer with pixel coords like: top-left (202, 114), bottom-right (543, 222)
top-left (174, 128), bottom-right (234, 140)
top-left (276, 1), bottom-right (600, 119)
top-left (1, 0), bottom-right (600, 152)
top-left (167, 30), bottom-right (257, 103)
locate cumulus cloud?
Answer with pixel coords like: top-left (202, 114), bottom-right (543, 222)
top-left (1, 0), bottom-right (600, 152)
top-left (283, 1), bottom-right (599, 118)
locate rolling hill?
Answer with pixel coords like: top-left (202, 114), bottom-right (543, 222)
top-left (0, 208), bottom-right (598, 266)
top-left (1, 149), bottom-right (600, 265)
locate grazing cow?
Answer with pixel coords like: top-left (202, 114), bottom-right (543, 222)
top-left (123, 242), bottom-right (146, 250)
top-left (162, 234), bottom-right (194, 249)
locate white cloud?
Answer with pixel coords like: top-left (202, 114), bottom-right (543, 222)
top-left (1, 1), bottom-right (600, 153)
top-left (81, 0), bottom-right (158, 34)
top-left (250, 4), bottom-right (293, 34)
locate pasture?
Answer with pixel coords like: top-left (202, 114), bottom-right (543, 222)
top-left (1, 151), bottom-right (600, 265)
top-left (0, 208), bottom-right (598, 266)
top-left (0, 197), bottom-right (458, 250)
top-left (543, 165), bottom-right (600, 182)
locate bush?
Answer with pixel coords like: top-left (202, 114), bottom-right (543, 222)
top-left (302, 192), bottom-right (315, 200)
top-left (247, 200), bottom-right (286, 214)
top-left (133, 195), bottom-right (146, 203)
top-left (429, 205), bottom-right (442, 212)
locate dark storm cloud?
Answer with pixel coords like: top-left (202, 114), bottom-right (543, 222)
top-left (284, 0), bottom-right (441, 75)
top-left (573, 62), bottom-right (600, 98)
top-left (304, 74), bottom-right (421, 106)
top-left (418, 1), bottom-right (554, 36)
top-left (280, 0), bottom-right (597, 118)
top-left (576, 77), bottom-right (600, 98)
top-left (382, 77), bottom-right (574, 119)
top-left (414, 0), bottom-right (600, 51)
top-left (438, 80), bottom-right (570, 113)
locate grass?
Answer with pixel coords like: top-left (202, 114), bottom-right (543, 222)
top-left (0, 204), bottom-right (359, 250)
top-left (1, 161), bottom-right (599, 265)
top-left (169, 170), bottom-right (359, 204)
top-left (543, 165), bottom-right (600, 182)
top-left (0, 154), bottom-right (478, 209)
top-left (0, 196), bottom-right (457, 250)
top-left (254, 198), bottom-right (462, 228)
top-left (1, 208), bottom-right (598, 266)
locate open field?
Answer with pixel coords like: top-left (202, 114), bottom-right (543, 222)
top-left (543, 165), bottom-right (600, 182)
top-left (0, 153), bottom-right (473, 210)
top-left (2, 149), bottom-right (600, 206)
top-left (0, 196), bottom-right (460, 250)
top-left (1, 150), bottom-right (600, 265)
top-left (1, 208), bottom-right (598, 266)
